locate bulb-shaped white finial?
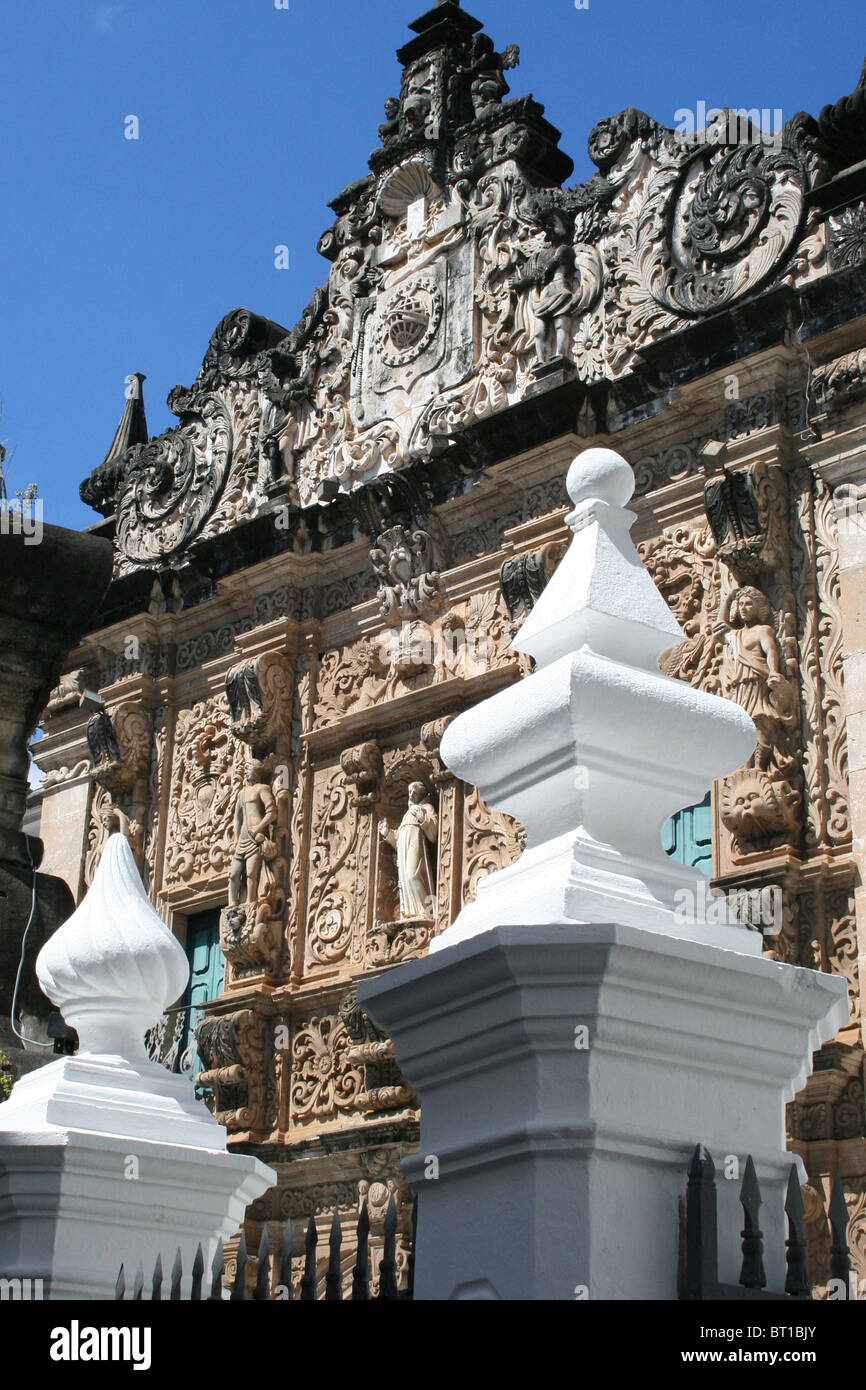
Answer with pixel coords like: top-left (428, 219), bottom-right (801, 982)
top-left (36, 834), bottom-right (189, 1060)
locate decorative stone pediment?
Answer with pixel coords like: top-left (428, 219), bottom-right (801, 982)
top-left (77, 6), bottom-right (866, 587)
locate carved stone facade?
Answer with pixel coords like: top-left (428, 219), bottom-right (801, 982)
top-left (33, 7), bottom-right (866, 1293)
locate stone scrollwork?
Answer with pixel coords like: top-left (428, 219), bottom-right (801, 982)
top-left (225, 650), bottom-right (291, 758)
top-left (115, 394), bottom-right (233, 566)
top-left (462, 784), bottom-right (525, 906)
top-left (703, 459), bottom-right (789, 580)
top-left (370, 525), bottom-right (442, 621)
top-left (85, 702), bottom-right (152, 869)
top-left (305, 766), bottom-right (359, 969)
top-left (86, 704), bottom-right (152, 801)
top-left (499, 541), bottom-right (566, 628)
top-left (339, 987), bottom-right (416, 1114)
top-left (195, 1007), bottom-right (268, 1133)
top-left (164, 696), bottom-right (240, 885)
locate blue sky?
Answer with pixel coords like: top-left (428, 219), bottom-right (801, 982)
top-left (1, 0), bottom-right (863, 530)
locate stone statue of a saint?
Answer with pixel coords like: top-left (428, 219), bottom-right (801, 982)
top-left (720, 586), bottom-right (796, 771)
top-left (379, 782), bottom-right (438, 921)
top-left (512, 206), bottom-right (580, 364)
top-left (228, 760), bottom-right (277, 907)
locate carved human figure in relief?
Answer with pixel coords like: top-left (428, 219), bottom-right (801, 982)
top-left (228, 760), bottom-right (277, 907)
top-left (720, 587), bottom-right (795, 771)
top-left (512, 207), bottom-right (580, 364)
top-left (379, 782), bottom-right (438, 920)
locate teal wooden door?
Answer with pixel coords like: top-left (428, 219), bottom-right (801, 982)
top-left (180, 908), bottom-right (224, 1082)
top-left (662, 792), bottom-right (713, 876)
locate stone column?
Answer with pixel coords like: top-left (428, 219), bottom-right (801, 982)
top-left (0, 834), bottom-right (275, 1299)
top-left (360, 448), bottom-right (848, 1300)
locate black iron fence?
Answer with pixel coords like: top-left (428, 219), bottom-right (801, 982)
top-left (681, 1143), bottom-right (853, 1300)
top-left (116, 1194), bottom-right (415, 1301)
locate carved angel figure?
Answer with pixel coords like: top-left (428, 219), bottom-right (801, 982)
top-left (720, 586), bottom-right (796, 771)
top-left (228, 760), bottom-right (277, 907)
top-left (379, 782), bottom-right (438, 921)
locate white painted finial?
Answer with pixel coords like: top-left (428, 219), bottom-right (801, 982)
top-left (513, 447), bottom-right (682, 672)
top-left (565, 446), bottom-right (634, 510)
top-left (36, 834), bottom-right (189, 1060)
top-left (435, 444), bottom-right (759, 953)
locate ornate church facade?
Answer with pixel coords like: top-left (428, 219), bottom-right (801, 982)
top-left (33, 2), bottom-right (866, 1292)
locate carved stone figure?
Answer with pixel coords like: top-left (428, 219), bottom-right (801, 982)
top-left (512, 204), bottom-right (580, 364)
top-left (379, 782), bottom-right (438, 921)
top-left (720, 587), bottom-right (796, 772)
top-left (719, 768), bottom-right (801, 856)
top-left (98, 801), bottom-right (142, 863)
top-left (228, 760), bottom-right (278, 907)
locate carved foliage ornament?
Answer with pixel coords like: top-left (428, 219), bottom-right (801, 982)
top-left (290, 1014), bottom-right (364, 1121)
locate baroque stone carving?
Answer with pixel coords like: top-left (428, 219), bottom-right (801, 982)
top-left (340, 741), bottom-right (382, 808)
top-left (290, 1013), bottom-right (364, 1122)
top-left (196, 1007), bottom-right (268, 1132)
top-left (719, 587), bottom-right (798, 774)
top-left (462, 785), bottom-right (524, 906)
top-left (220, 758), bottom-right (286, 976)
top-left (370, 525), bottom-right (441, 620)
top-left (86, 704), bottom-right (151, 800)
top-left (306, 766), bottom-right (360, 968)
top-left (719, 768), bottom-right (800, 857)
top-left (45, 669), bottom-right (87, 716)
top-left (164, 696), bottom-right (240, 884)
top-left (828, 201), bottom-right (866, 270)
top-left (225, 651), bottom-right (291, 757)
top-left (339, 987), bottom-right (415, 1114)
top-left (813, 347), bottom-right (866, 409)
top-left (499, 541), bottom-right (565, 627)
top-left (703, 458), bottom-right (788, 580)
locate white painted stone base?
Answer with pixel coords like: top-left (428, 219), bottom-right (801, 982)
top-left (360, 923), bottom-right (848, 1301)
top-left (0, 1052), bottom-right (274, 1299)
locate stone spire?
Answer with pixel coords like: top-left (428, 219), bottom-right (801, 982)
top-left (79, 373), bottom-right (148, 516)
top-left (100, 373), bottom-right (148, 471)
top-left (435, 447), bottom-right (761, 951)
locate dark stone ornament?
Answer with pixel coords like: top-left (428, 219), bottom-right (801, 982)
top-left (499, 542), bottom-right (563, 627)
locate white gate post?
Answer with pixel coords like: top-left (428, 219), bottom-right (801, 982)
top-left (360, 447), bottom-right (848, 1301)
top-left (0, 834), bottom-right (275, 1299)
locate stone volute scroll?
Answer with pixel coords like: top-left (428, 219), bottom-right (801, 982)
top-left (435, 447), bottom-right (761, 952)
